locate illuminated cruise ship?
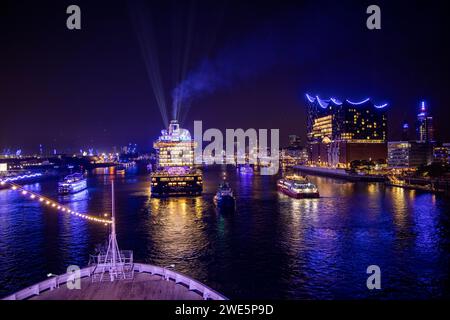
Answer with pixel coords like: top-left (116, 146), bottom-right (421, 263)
top-left (57, 173), bottom-right (87, 195)
top-left (277, 174), bottom-right (319, 199)
top-left (150, 120), bottom-right (202, 197)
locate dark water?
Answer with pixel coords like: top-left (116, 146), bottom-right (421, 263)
top-left (1, 166), bottom-right (450, 299)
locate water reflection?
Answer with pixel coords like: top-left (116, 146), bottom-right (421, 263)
top-left (390, 187), bottom-right (409, 231)
top-left (145, 196), bottom-right (209, 280)
top-left (0, 167), bottom-right (449, 299)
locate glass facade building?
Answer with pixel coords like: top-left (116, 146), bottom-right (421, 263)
top-left (306, 94), bottom-right (388, 167)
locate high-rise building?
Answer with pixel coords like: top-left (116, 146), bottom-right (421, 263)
top-left (416, 101), bottom-right (434, 143)
top-left (306, 94), bottom-right (388, 167)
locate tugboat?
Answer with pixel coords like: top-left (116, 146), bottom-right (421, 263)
top-left (277, 174), bottom-right (319, 199)
top-left (58, 173), bottom-right (87, 195)
top-left (214, 176), bottom-right (236, 212)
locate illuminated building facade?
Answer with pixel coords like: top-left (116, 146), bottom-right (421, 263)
top-left (416, 101), bottom-right (434, 143)
top-left (306, 94), bottom-right (388, 167)
top-left (0, 163), bottom-right (7, 173)
top-left (151, 120), bottom-right (202, 197)
top-left (281, 147), bottom-right (309, 167)
top-left (388, 141), bottom-right (432, 168)
top-left (433, 146), bottom-right (449, 164)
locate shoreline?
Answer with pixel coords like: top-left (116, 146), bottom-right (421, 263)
top-left (293, 165), bottom-right (386, 182)
top-left (294, 165), bottom-right (449, 195)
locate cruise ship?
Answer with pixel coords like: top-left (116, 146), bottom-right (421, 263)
top-left (277, 174), bottom-right (319, 199)
top-left (58, 173), bottom-right (87, 195)
top-left (150, 120), bottom-right (202, 197)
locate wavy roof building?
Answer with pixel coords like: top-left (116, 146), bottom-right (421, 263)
top-left (305, 94), bottom-right (388, 167)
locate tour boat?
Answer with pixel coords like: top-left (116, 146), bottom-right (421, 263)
top-left (277, 174), bottom-right (319, 199)
top-left (58, 173), bottom-right (87, 195)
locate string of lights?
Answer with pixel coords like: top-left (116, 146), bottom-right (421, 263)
top-left (0, 181), bottom-right (112, 225)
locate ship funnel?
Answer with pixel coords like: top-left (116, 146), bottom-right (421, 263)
top-left (169, 120), bottom-right (180, 134)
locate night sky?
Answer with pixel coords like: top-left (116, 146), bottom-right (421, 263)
top-left (1, 0), bottom-right (449, 153)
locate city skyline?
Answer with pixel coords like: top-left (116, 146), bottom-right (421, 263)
top-left (0, 98), bottom-right (442, 156)
top-left (1, 0), bottom-right (450, 151)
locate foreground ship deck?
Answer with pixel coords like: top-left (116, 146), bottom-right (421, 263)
top-left (3, 181), bottom-right (225, 301)
top-left (4, 263), bottom-right (227, 300)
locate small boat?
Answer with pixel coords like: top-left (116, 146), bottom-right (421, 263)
top-left (277, 174), bottom-right (319, 199)
top-left (58, 173), bottom-right (87, 195)
top-left (214, 181), bottom-right (236, 212)
top-left (237, 164), bottom-right (253, 175)
top-left (115, 165), bottom-right (125, 175)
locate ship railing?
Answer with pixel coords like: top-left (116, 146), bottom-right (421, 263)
top-left (2, 263), bottom-right (227, 301)
top-left (133, 263), bottom-right (227, 300)
top-left (2, 266), bottom-right (95, 300)
top-left (89, 250), bottom-right (133, 265)
top-left (89, 250), bottom-right (134, 281)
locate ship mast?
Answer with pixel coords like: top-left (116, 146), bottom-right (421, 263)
top-left (110, 180), bottom-right (119, 268)
top-left (93, 179), bottom-right (134, 282)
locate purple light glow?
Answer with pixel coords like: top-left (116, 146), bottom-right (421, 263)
top-left (306, 93), bottom-right (315, 103)
top-left (346, 98), bottom-right (370, 105)
top-left (305, 94), bottom-right (388, 109)
top-left (330, 98), bottom-right (343, 105)
top-left (316, 96), bottom-right (329, 108)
